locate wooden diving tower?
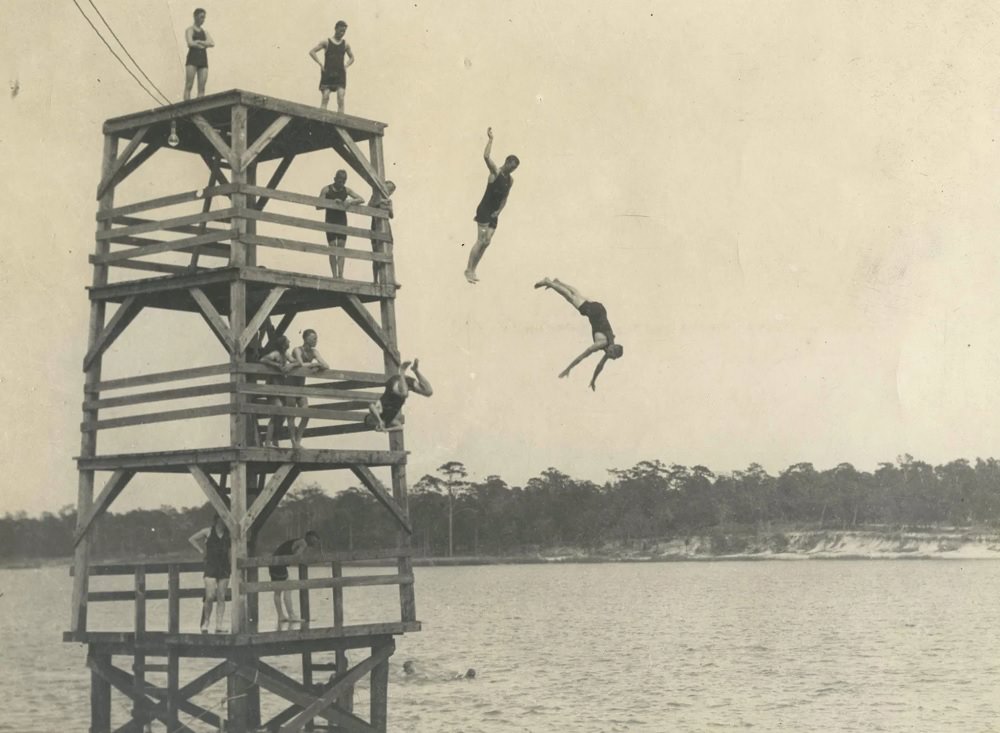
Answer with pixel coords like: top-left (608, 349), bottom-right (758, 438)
top-left (66, 90), bottom-right (417, 733)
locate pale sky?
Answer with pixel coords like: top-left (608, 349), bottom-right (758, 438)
top-left (2, 1), bottom-right (999, 515)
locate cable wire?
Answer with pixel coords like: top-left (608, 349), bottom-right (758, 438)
top-left (86, 0), bottom-right (174, 105)
top-left (70, 0), bottom-right (169, 107)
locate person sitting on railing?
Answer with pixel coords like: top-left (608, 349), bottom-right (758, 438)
top-left (259, 335), bottom-right (294, 448)
top-left (317, 169), bottom-right (365, 279)
top-left (188, 515), bottom-right (230, 633)
top-left (287, 330), bottom-right (330, 448)
top-left (268, 530), bottom-right (322, 624)
top-left (534, 277), bottom-right (624, 391)
top-left (365, 359), bottom-right (433, 432)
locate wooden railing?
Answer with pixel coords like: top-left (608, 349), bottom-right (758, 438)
top-left (73, 548), bottom-right (415, 636)
top-left (93, 183), bottom-right (394, 281)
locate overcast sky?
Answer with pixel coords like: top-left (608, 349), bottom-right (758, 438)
top-left (2, 1), bottom-right (999, 515)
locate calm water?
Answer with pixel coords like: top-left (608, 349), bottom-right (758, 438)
top-left (2, 562), bottom-right (1000, 732)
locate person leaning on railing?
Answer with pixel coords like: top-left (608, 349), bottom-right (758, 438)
top-left (259, 335), bottom-right (295, 448)
top-left (268, 530), bottom-right (322, 624)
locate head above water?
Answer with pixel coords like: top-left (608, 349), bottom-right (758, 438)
top-left (464, 668), bottom-right (476, 679)
top-left (607, 343), bottom-right (624, 360)
top-left (502, 155), bottom-right (520, 174)
top-left (304, 530), bottom-right (321, 547)
top-left (402, 661), bottom-right (415, 674)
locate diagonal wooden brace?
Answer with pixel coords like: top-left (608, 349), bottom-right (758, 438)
top-left (192, 114), bottom-right (236, 167)
top-left (255, 155), bottom-right (296, 211)
top-left (96, 126), bottom-right (149, 200)
top-left (341, 295), bottom-right (400, 365)
top-left (83, 296), bottom-right (144, 372)
top-left (242, 463), bottom-right (298, 534)
top-left (73, 469), bottom-right (135, 547)
top-left (238, 286), bottom-right (288, 354)
top-left (188, 465), bottom-right (238, 532)
top-left (350, 466), bottom-right (412, 535)
top-left (189, 287), bottom-right (235, 353)
top-left (243, 114), bottom-right (292, 168)
top-left (332, 128), bottom-right (391, 199)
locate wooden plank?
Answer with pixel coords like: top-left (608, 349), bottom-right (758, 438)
top-left (243, 114), bottom-right (292, 167)
top-left (89, 651), bottom-right (113, 732)
top-left (244, 573), bottom-right (412, 595)
top-left (333, 127), bottom-right (391, 199)
top-left (79, 559), bottom-right (204, 576)
top-left (280, 643), bottom-right (394, 733)
top-left (200, 152), bottom-right (231, 187)
top-left (242, 463), bottom-right (297, 533)
top-left (240, 266), bottom-right (392, 298)
top-left (88, 587), bottom-right (218, 602)
top-left (96, 363), bottom-right (230, 392)
top-left (240, 207), bottom-right (393, 242)
top-left (177, 660), bottom-right (234, 700)
top-left (95, 230), bottom-right (233, 264)
top-left (83, 381), bottom-right (231, 410)
top-left (77, 446), bottom-right (406, 471)
top-left (81, 403), bottom-right (230, 431)
top-left (82, 296), bottom-right (144, 371)
top-left (351, 466), bottom-right (412, 535)
top-left (229, 463), bottom-right (249, 632)
top-left (98, 185), bottom-right (238, 220)
top-left (191, 114), bottom-right (235, 166)
top-left (189, 287), bottom-right (235, 353)
top-left (240, 364), bottom-right (384, 386)
top-left (96, 259), bottom-right (194, 275)
top-left (166, 651), bottom-right (180, 730)
top-left (243, 661), bottom-right (369, 731)
top-left (370, 644), bottom-right (390, 733)
top-left (135, 567), bottom-right (147, 634)
top-left (341, 296), bottom-right (400, 365)
top-left (239, 383), bottom-right (378, 402)
top-left (188, 465), bottom-right (238, 533)
top-left (239, 184), bottom-right (391, 218)
top-left (168, 565), bottom-right (181, 634)
top-left (72, 469), bottom-right (135, 546)
top-left (111, 215), bottom-right (233, 235)
top-left (86, 656), bottom-right (165, 728)
top-left (240, 547), bottom-right (410, 568)
top-left (300, 423), bottom-right (371, 438)
top-left (242, 233), bottom-right (392, 262)
top-left (96, 208), bottom-right (237, 241)
top-left (253, 155), bottom-right (295, 211)
top-left (243, 403), bottom-right (367, 423)
top-left (96, 125), bottom-right (149, 200)
top-left (238, 286), bottom-right (287, 353)
top-left (331, 562), bottom-right (344, 630)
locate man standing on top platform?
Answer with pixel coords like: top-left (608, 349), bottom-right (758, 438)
top-left (465, 127), bottom-right (519, 284)
top-left (309, 21), bottom-right (354, 113)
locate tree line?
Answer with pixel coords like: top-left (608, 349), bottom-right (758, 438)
top-left (4, 454), bottom-right (1000, 564)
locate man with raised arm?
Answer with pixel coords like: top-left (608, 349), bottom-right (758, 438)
top-left (365, 359), bottom-right (433, 432)
top-left (534, 277), bottom-right (625, 391)
top-left (465, 127), bottom-right (519, 284)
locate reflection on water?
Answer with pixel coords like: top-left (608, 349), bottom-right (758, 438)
top-left (2, 562), bottom-right (1000, 732)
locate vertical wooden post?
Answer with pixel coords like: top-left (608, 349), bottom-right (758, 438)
top-left (370, 135), bottom-right (417, 623)
top-left (166, 650), bottom-right (180, 730)
top-left (89, 649), bottom-right (112, 733)
top-left (227, 652), bottom-right (250, 733)
top-left (246, 162), bottom-right (257, 267)
top-left (368, 138), bottom-right (390, 287)
top-left (370, 643), bottom-right (390, 733)
top-left (133, 567), bottom-right (147, 730)
top-left (229, 463), bottom-right (248, 632)
top-left (298, 563), bottom-right (311, 623)
top-left (230, 104), bottom-right (248, 268)
top-left (168, 564), bottom-right (180, 634)
top-left (72, 133), bottom-right (118, 634)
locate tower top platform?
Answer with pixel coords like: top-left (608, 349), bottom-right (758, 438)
top-left (104, 89), bottom-right (388, 161)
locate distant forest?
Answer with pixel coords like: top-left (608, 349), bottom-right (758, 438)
top-left (5, 455), bottom-right (1000, 564)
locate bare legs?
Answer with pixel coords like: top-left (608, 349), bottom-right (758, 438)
top-left (184, 66), bottom-right (208, 100)
top-left (273, 590), bottom-right (300, 623)
top-left (465, 224), bottom-right (495, 283)
top-left (534, 277), bottom-right (587, 309)
top-left (200, 577), bottom-right (228, 632)
top-left (319, 88), bottom-right (346, 113)
top-left (328, 235), bottom-right (346, 278)
top-left (264, 396), bottom-right (287, 448)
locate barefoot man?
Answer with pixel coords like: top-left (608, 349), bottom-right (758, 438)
top-left (535, 278), bottom-right (624, 391)
top-left (309, 21), bottom-right (354, 113)
top-left (465, 128), bottom-right (519, 283)
top-left (365, 359), bottom-right (433, 432)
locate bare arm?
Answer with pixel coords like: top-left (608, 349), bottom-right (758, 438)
top-left (558, 344), bottom-right (604, 379)
top-left (309, 40), bottom-right (326, 68)
top-left (309, 348), bottom-right (330, 370)
top-left (316, 184), bottom-right (330, 209)
top-left (589, 353), bottom-right (610, 391)
top-left (367, 402), bottom-right (386, 431)
top-left (344, 187), bottom-right (365, 206)
top-left (189, 527), bottom-right (210, 554)
top-left (345, 44), bottom-right (355, 68)
top-left (186, 27), bottom-right (197, 48)
top-left (259, 350), bottom-right (284, 369)
top-left (409, 360), bottom-right (433, 397)
top-left (201, 30), bottom-right (215, 48)
top-left (483, 127), bottom-right (499, 176)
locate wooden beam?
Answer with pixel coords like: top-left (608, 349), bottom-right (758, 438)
top-left (351, 466), bottom-right (412, 534)
top-left (83, 381), bottom-right (232, 411)
top-left (96, 208), bottom-right (237, 241)
top-left (254, 155), bottom-right (295, 211)
top-left (239, 208), bottom-right (392, 242)
top-left (238, 286), bottom-right (287, 353)
top-left (188, 287), bottom-right (235, 353)
top-left (94, 230), bottom-right (232, 264)
top-left (240, 184), bottom-right (392, 219)
top-left (341, 296), bottom-right (400, 365)
top-left (81, 403), bottom-right (231, 432)
top-left (191, 114), bottom-right (235, 166)
top-left (243, 573), bottom-right (411, 595)
top-left (82, 296), bottom-right (144, 371)
top-left (243, 114), bottom-right (292, 168)
top-left (243, 661), bottom-right (372, 732)
top-left (72, 470), bottom-right (135, 547)
top-left (98, 185), bottom-right (237, 220)
top-left (188, 465), bottom-right (237, 532)
top-left (96, 363), bottom-right (230, 392)
top-left (105, 142), bottom-right (161, 196)
top-left (242, 233), bottom-right (392, 262)
top-left (96, 125), bottom-right (149, 200)
top-left (333, 127), bottom-right (391, 199)
top-left (242, 463), bottom-right (298, 533)
top-left (200, 152), bottom-right (231, 187)
top-left (239, 547), bottom-right (410, 568)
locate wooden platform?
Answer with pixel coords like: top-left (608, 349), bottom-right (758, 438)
top-left (104, 89), bottom-right (387, 158)
top-left (77, 447), bottom-right (407, 473)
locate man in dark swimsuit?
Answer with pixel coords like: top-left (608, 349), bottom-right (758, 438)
top-left (534, 277), bottom-right (624, 391)
top-left (268, 530), bottom-right (321, 623)
top-left (365, 359), bottom-right (433, 432)
top-left (317, 170), bottom-right (364, 278)
top-left (465, 127), bottom-right (519, 284)
top-left (189, 515), bottom-right (230, 633)
top-left (183, 8), bottom-right (214, 100)
top-left (309, 21), bottom-right (354, 112)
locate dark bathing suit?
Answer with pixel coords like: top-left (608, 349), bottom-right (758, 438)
top-left (324, 185), bottom-right (349, 243)
top-left (186, 28), bottom-right (208, 69)
top-left (204, 526), bottom-right (230, 579)
top-left (268, 538), bottom-right (300, 581)
top-left (366, 375), bottom-right (417, 428)
top-left (579, 301), bottom-right (614, 343)
top-left (474, 172), bottom-right (512, 229)
top-left (320, 39), bottom-right (347, 90)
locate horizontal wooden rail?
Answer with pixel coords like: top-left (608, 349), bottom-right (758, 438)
top-left (243, 573), bottom-right (411, 595)
top-left (241, 233), bottom-right (391, 263)
top-left (88, 588), bottom-right (225, 602)
top-left (240, 363), bottom-right (386, 386)
top-left (97, 185), bottom-right (238, 220)
top-left (240, 548), bottom-right (410, 569)
top-left (94, 230), bottom-right (233, 264)
top-left (71, 560), bottom-right (204, 576)
top-left (81, 404), bottom-right (230, 432)
top-left (239, 383), bottom-right (378, 402)
top-left (236, 184), bottom-right (391, 219)
top-left (94, 364), bottom-right (231, 392)
top-left (238, 208), bottom-right (392, 243)
top-left (83, 381), bottom-right (232, 411)
top-left (243, 403), bottom-right (367, 423)
top-left (96, 208), bottom-right (239, 241)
